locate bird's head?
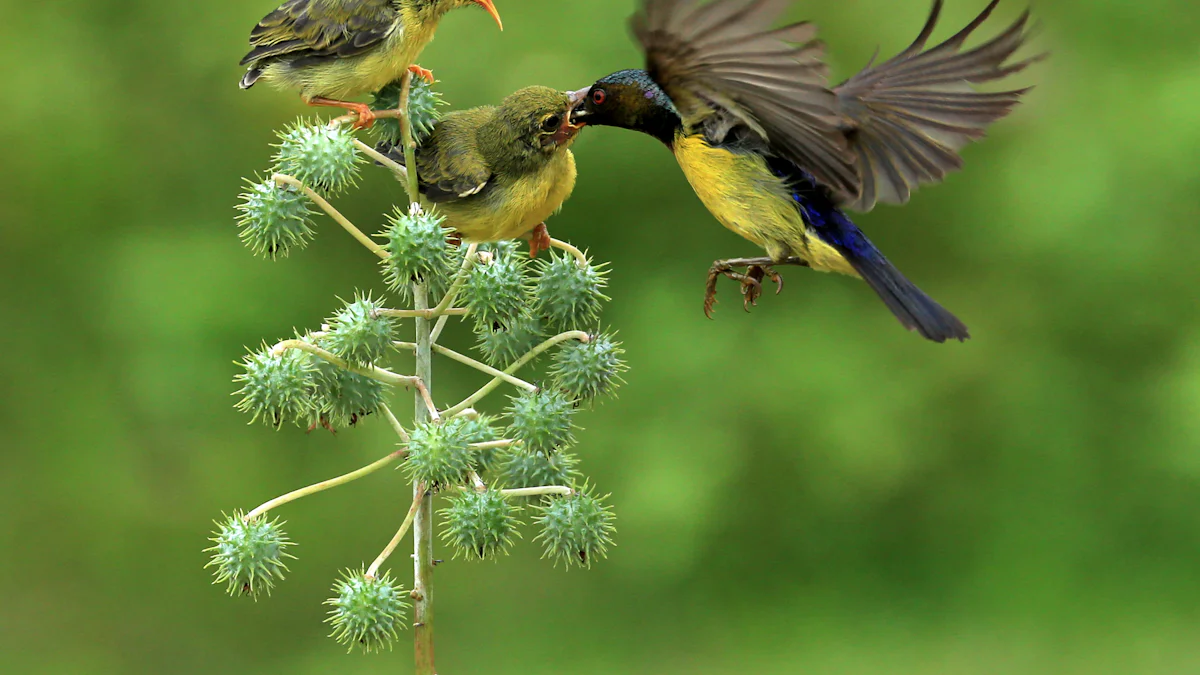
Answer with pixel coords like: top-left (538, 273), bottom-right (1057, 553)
top-left (568, 69), bottom-right (681, 145)
top-left (426, 0), bottom-right (503, 30)
top-left (494, 86), bottom-right (588, 155)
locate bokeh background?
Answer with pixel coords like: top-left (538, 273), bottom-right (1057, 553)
top-left (3, 0), bottom-right (1200, 672)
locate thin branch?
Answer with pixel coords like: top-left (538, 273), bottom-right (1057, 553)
top-left (468, 471), bottom-right (487, 492)
top-left (245, 449), bottom-right (405, 520)
top-left (548, 238), bottom-right (589, 267)
top-left (378, 308), bottom-right (469, 319)
top-left (366, 486), bottom-right (425, 579)
top-left (430, 243), bottom-right (478, 321)
top-left (442, 331), bottom-right (591, 417)
top-left (272, 174), bottom-right (387, 260)
top-left (352, 138), bottom-right (408, 182)
top-left (380, 403), bottom-right (410, 443)
top-left (460, 485), bottom-right (574, 499)
top-left (431, 344), bottom-right (538, 392)
top-left (270, 339), bottom-right (419, 388)
top-left (469, 439), bottom-right (517, 451)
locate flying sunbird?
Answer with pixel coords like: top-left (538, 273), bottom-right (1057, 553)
top-left (571, 0), bottom-right (1042, 342)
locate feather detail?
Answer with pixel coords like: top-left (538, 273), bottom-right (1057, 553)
top-left (834, 0), bottom-right (1045, 211)
top-left (632, 0), bottom-right (860, 199)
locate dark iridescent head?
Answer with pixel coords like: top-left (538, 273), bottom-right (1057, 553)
top-left (569, 69), bottom-right (682, 146)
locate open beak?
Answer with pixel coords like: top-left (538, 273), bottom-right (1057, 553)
top-left (566, 87), bottom-right (590, 127)
top-left (472, 0), bottom-right (503, 30)
top-left (552, 91), bottom-right (588, 145)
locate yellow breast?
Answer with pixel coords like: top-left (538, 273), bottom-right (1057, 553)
top-left (672, 134), bottom-right (857, 276)
top-left (431, 150), bottom-right (578, 244)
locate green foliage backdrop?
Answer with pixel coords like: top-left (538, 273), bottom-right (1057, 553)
top-left (3, 0), bottom-right (1200, 672)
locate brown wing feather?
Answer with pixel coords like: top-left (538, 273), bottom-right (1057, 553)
top-left (239, 0), bottom-right (397, 70)
top-left (632, 0), bottom-right (860, 199)
top-left (834, 0), bottom-right (1045, 211)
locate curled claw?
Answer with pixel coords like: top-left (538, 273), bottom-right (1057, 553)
top-left (306, 97), bottom-right (377, 129)
top-left (528, 223), bottom-right (552, 258)
top-left (703, 257), bottom-right (803, 318)
top-left (408, 64), bottom-right (435, 84)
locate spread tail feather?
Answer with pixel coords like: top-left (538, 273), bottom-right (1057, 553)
top-left (848, 252), bottom-right (969, 342)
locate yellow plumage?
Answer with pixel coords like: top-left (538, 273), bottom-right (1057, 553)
top-left (672, 133), bottom-right (857, 277)
top-left (434, 150), bottom-right (577, 243)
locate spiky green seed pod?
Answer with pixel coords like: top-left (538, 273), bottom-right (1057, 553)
top-left (380, 205), bottom-right (459, 302)
top-left (369, 77), bottom-right (447, 146)
top-left (506, 389), bottom-right (576, 454)
top-left (310, 360), bottom-right (387, 429)
top-left (324, 567), bottom-right (409, 653)
top-left (272, 121), bottom-right (362, 194)
top-left (533, 253), bottom-right (609, 332)
top-left (440, 490), bottom-right (522, 560)
top-left (461, 254), bottom-right (531, 330)
top-left (234, 345), bottom-right (317, 428)
top-left (324, 294), bottom-right (395, 366)
top-left (474, 315), bottom-right (544, 369)
top-left (534, 489), bottom-right (616, 569)
top-left (497, 449), bottom-right (579, 495)
top-left (445, 414), bottom-right (502, 472)
top-left (404, 421), bottom-right (474, 489)
top-left (235, 178), bottom-right (316, 259)
top-left (205, 512), bottom-right (295, 599)
top-left (549, 334), bottom-right (627, 401)
top-left (478, 240), bottom-right (522, 260)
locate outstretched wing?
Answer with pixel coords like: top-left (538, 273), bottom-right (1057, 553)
top-left (834, 0), bottom-right (1044, 211)
top-left (240, 0), bottom-right (398, 70)
top-left (632, 0), bottom-right (860, 199)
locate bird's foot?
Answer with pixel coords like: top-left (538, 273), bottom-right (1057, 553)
top-left (408, 64), bottom-right (435, 84)
top-left (528, 223), bottom-right (552, 258)
top-left (307, 97), bottom-right (377, 130)
top-left (703, 257), bottom-right (785, 319)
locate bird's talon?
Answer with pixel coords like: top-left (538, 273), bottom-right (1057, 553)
top-left (528, 223), bottom-right (552, 258)
top-left (408, 64), bottom-right (435, 84)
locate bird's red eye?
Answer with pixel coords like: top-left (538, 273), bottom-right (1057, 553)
top-left (592, 89), bottom-right (606, 105)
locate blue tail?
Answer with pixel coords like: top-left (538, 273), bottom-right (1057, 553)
top-left (810, 209), bottom-right (969, 343)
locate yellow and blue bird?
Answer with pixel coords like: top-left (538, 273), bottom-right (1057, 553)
top-left (571, 0), bottom-right (1042, 342)
top-left (381, 86), bottom-right (588, 255)
top-left (239, 0), bottom-right (503, 128)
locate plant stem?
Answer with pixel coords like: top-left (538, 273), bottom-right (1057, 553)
top-left (432, 345), bottom-right (538, 392)
top-left (380, 403), bottom-right (410, 443)
top-left (352, 138), bottom-right (407, 181)
top-left (429, 243), bottom-right (478, 321)
top-left (270, 339), bottom-right (420, 388)
top-left (272, 174), bottom-right (386, 260)
top-left (548, 238), bottom-right (589, 267)
top-left (496, 485), bottom-right (574, 498)
top-left (412, 280), bottom-right (436, 675)
top-left (469, 439), bottom-right (517, 451)
top-left (379, 308), bottom-right (468, 319)
top-left (398, 72), bottom-right (421, 205)
top-left (366, 486), bottom-right (425, 579)
top-left (244, 450), bottom-right (405, 520)
top-left (442, 331), bottom-right (591, 417)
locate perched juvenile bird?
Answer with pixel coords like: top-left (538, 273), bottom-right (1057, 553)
top-left (239, 0), bottom-right (503, 128)
top-left (571, 0), bottom-right (1043, 342)
top-left (381, 86), bottom-right (587, 255)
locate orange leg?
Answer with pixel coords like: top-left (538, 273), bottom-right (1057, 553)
top-left (408, 64), bottom-right (435, 84)
top-left (306, 96), bottom-right (376, 130)
top-left (528, 223), bottom-right (552, 258)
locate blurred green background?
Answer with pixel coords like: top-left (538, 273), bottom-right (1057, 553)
top-left (4, 0), bottom-right (1200, 672)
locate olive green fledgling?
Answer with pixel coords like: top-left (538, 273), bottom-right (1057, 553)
top-left (382, 86), bottom-right (587, 256)
top-left (239, 0), bottom-right (503, 128)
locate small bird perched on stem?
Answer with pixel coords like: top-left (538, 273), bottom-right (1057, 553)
top-left (239, 0), bottom-right (503, 129)
top-left (380, 86), bottom-right (588, 256)
top-left (571, 0), bottom-right (1044, 342)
